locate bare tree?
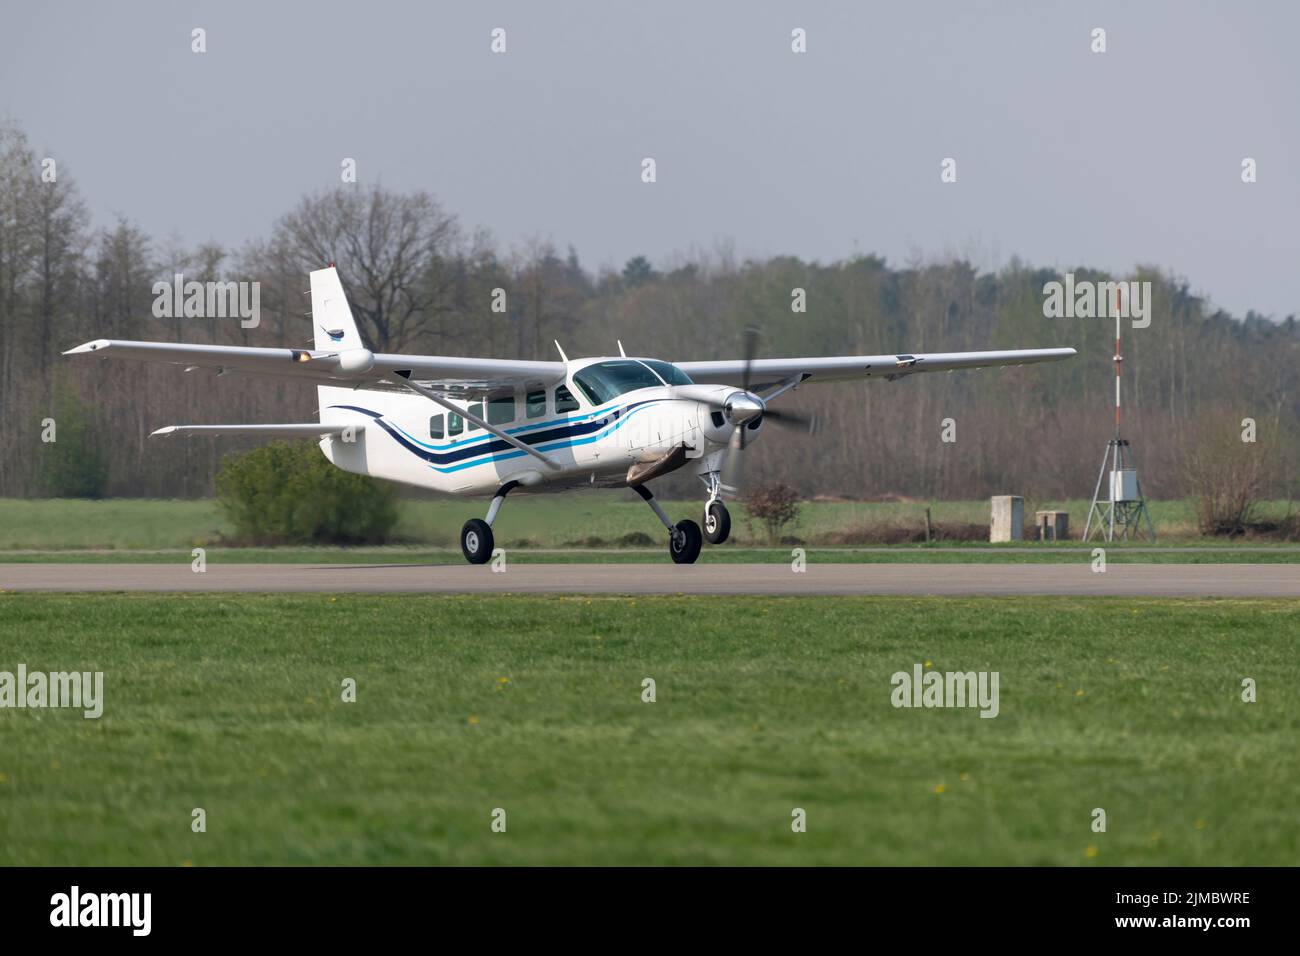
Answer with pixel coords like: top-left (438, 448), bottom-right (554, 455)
top-left (270, 186), bottom-right (461, 352)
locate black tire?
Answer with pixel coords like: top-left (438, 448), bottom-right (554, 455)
top-left (669, 519), bottom-right (703, 564)
top-left (703, 500), bottom-right (731, 544)
top-left (461, 518), bottom-right (494, 565)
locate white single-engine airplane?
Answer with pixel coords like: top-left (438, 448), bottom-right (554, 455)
top-left (66, 266), bottom-right (1075, 564)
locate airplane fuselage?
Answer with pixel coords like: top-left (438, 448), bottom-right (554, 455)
top-left (318, 364), bottom-right (749, 496)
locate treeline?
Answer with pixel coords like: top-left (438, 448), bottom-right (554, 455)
top-left (1, 119), bottom-right (1296, 501)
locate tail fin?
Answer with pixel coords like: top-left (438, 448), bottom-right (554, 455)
top-left (310, 266), bottom-right (365, 351)
top-left (311, 265), bottom-right (368, 430)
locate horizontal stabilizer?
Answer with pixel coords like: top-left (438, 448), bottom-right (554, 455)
top-left (151, 423), bottom-right (364, 438)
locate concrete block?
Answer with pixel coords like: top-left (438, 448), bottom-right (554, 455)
top-left (990, 496), bottom-right (1024, 542)
top-left (1035, 510), bottom-right (1070, 541)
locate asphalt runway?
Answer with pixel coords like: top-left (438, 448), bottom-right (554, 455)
top-left (1, 563), bottom-right (1296, 597)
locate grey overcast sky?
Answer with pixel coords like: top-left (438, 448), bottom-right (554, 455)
top-left (2, 0), bottom-right (1296, 319)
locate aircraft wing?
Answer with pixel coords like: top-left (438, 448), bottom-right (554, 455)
top-left (676, 347), bottom-right (1077, 388)
top-left (62, 339), bottom-right (566, 393)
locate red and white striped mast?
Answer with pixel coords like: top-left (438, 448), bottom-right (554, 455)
top-left (1113, 287), bottom-right (1122, 439)
top-left (1083, 282), bottom-right (1154, 541)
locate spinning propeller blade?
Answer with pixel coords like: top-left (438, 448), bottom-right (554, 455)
top-left (760, 407), bottom-right (816, 432)
top-left (704, 326), bottom-right (820, 493)
top-left (720, 424), bottom-right (746, 494)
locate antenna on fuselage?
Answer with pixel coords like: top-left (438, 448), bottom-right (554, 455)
top-left (617, 340), bottom-right (627, 357)
top-left (553, 340), bottom-right (569, 363)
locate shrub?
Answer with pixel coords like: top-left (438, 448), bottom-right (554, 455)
top-left (38, 380), bottom-right (107, 498)
top-left (562, 535), bottom-right (607, 548)
top-left (1182, 418), bottom-right (1272, 536)
top-left (743, 482), bottom-right (801, 544)
top-left (215, 441), bottom-right (398, 544)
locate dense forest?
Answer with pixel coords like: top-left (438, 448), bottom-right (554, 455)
top-left (1, 119), bottom-right (1296, 501)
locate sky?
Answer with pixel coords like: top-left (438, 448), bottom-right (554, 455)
top-left (2, 0), bottom-right (1296, 319)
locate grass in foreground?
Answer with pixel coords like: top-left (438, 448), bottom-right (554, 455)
top-left (0, 594), bottom-right (1296, 865)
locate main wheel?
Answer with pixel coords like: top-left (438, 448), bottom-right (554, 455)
top-left (461, 518), bottom-right (494, 565)
top-left (669, 519), bottom-right (703, 564)
top-left (703, 500), bottom-right (731, 544)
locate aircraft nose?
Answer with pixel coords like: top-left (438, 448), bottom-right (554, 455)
top-left (723, 391), bottom-right (765, 426)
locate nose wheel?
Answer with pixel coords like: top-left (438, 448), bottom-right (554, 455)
top-left (703, 500), bottom-right (731, 544)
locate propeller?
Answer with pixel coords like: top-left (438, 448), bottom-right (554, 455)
top-left (710, 327), bottom-right (817, 495)
top-left (759, 406), bottom-right (815, 429)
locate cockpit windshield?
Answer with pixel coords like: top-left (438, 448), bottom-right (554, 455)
top-left (572, 360), bottom-right (665, 406)
top-left (571, 359), bottom-right (696, 405)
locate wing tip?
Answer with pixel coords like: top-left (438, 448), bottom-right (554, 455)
top-left (63, 339), bottom-right (111, 356)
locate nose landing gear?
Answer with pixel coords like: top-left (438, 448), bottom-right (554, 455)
top-left (700, 470), bottom-right (731, 544)
top-left (703, 499), bottom-right (731, 544)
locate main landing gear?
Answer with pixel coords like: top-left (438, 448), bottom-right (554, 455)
top-left (460, 480), bottom-right (519, 565)
top-left (633, 484), bottom-right (702, 564)
top-left (462, 479), bottom-right (719, 566)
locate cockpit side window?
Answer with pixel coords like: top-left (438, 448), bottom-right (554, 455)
top-left (554, 384), bottom-right (580, 414)
top-left (640, 359), bottom-right (693, 386)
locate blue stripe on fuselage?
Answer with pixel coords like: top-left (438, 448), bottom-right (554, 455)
top-left (327, 399), bottom-right (664, 471)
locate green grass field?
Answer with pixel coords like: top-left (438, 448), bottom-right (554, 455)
top-left (0, 497), bottom-right (1296, 560)
top-left (1, 545), bottom-right (1297, 564)
top-left (1, 593), bottom-right (1295, 865)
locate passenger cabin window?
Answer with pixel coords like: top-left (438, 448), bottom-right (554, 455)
top-left (554, 384), bottom-right (580, 414)
top-left (525, 390), bottom-right (547, 419)
top-left (467, 402), bottom-right (483, 431)
top-left (429, 415), bottom-right (445, 439)
top-left (572, 360), bottom-right (669, 406)
top-left (488, 395), bottom-right (515, 426)
top-left (448, 412), bottom-right (464, 436)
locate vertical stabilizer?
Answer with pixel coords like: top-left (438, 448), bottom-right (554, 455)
top-left (311, 266), bottom-right (365, 428)
top-left (310, 266), bottom-right (365, 351)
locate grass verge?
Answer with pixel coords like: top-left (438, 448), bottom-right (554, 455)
top-left (1, 593), bottom-right (1295, 865)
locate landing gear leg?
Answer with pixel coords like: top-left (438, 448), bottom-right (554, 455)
top-left (461, 480), bottom-right (519, 565)
top-left (701, 471), bottom-right (731, 545)
top-left (632, 484), bottom-right (701, 565)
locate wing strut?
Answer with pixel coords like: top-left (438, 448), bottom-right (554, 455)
top-left (394, 374), bottom-right (562, 471)
top-left (151, 423), bottom-right (363, 438)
